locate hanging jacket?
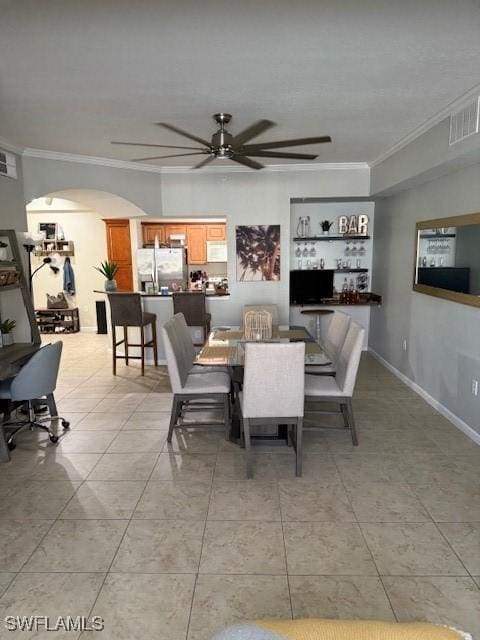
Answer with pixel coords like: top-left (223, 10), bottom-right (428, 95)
top-left (63, 257), bottom-right (76, 295)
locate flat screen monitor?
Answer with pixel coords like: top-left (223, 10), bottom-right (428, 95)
top-left (290, 270), bottom-right (334, 305)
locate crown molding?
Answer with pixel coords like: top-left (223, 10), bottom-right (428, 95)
top-left (370, 82), bottom-right (480, 168)
top-left (22, 148), bottom-right (166, 174)
top-left (0, 136), bottom-right (24, 155)
top-left (22, 147), bottom-right (368, 174)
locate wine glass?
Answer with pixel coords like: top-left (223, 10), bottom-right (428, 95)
top-left (295, 244), bottom-right (301, 258)
top-left (302, 243), bottom-right (309, 257)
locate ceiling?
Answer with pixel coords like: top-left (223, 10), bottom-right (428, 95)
top-left (1, 0), bottom-right (480, 167)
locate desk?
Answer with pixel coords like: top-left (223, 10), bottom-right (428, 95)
top-left (0, 343), bottom-right (40, 462)
top-left (0, 343), bottom-right (40, 380)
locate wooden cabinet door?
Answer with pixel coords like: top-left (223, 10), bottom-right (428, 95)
top-left (104, 219), bottom-right (133, 291)
top-left (142, 224), bottom-right (165, 246)
top-left (186, 225), bottom-right (207, 264)
top-left (164, 224), bottom-right (187, 241)
top-left (206, 224), bottom-right (226, 241)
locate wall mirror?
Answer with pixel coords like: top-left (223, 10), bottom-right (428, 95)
top-left (414, 212), bottom-right (480, 308)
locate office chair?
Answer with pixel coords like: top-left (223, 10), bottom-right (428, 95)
top-left (0, 342), bottom-right (69, 451)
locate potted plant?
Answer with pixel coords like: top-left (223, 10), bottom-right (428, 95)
top-left (0, 241), bottom-right (8, 261)
top-left (320, 220), bottom-right (333, 235)
top-left (0, 319), bottom-right (16, 346)
top-left (94, 261), bottom-right (119, 291)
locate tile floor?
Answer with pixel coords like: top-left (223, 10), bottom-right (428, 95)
top-left (0, 333), bottom-right (479, 639)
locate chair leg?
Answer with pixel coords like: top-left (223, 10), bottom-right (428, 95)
top-left (140, 326), bottom-right (145, 376)
top-left (46, 393), bottom-right (58, 418)
top-left (243, 417), bottom-right (253, 479)
top-left (345, 398), bottom-right (358, 446)
top-left (340, 402), bottom-right (349, 429)
top-left (0, 423), bottom-right (10, 462)
top-left (167, 396), bottom-right (182, 443)
top-left (152, 321), bottom-right (158, 366)
top-left (123, 326), bottom-right (129, 365)
top-left (223, 394), bottom-right (230, 441)
top-left (295, 417), bottom-right (303, 477)
top-left (112, 325), bottom-right (117, 375)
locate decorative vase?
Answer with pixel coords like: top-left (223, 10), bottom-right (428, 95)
top-left (105, 279), bottom-right (117, 292)
top-left (323, 230), bottom-right (329, 236)
top-left (2, 333), bottom-right (13, 347)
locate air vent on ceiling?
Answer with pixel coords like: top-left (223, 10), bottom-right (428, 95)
top-left (449, 97), bottom-right (480, 145)
top-left (0, 150), bottom-right (17, 179)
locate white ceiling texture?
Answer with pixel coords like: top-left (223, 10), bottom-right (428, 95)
top-left (1, 0), bottom-right (480, 167)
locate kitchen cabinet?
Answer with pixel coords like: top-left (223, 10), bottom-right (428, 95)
top-left (187, 225), bottom-right (207, 263)
top-left (164, 224), bottom-right (187, 240)
top-left (206, 224), bottom-right (226, 241)
top-left (142, 224), bottom-right (165, 246)
top-left (141, 223), bottom-right (226, 264)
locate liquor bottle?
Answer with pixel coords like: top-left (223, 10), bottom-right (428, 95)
top-left (348, 279), bottom-right (355, 304)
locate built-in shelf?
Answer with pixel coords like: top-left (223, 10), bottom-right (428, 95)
top-left (293, 235), bottom-right (371, 242)
top-left (419, 233), bottom-right (456, 239)
top-left (290, 268), bottom-right (368, 273)
top-left (34, 240), bottom-right (74, 257)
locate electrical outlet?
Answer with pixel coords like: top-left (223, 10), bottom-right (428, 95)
top-left (472, 379), bottom-right (479, 396)
top-left (402, 339), bottom-right (407, 352)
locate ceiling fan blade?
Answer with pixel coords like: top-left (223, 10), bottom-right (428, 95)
top-left (156, 122), bottom-right (211, 147)
top-left (112, 141), bottom-right (205, 151)
top-left (230, 119), bottom-right (275, 147)
top-left (241, 135), bottom-right (332, 151)
top-left (231, 154), bottom-right (264, 170)
top-left (132, 152), bottom-right (209, 162)
top-left (193, 156), bottom-right (215, 169)
top-left (244, 150), bottom-right (317, 160)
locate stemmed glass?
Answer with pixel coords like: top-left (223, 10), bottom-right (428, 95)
top-left (309, 242), bottom-right (316, 257)
top-left (302, 243), bottom-right (309, 258)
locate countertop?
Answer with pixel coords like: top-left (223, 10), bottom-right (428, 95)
top-left (93, 290), bottom-right (229, 298)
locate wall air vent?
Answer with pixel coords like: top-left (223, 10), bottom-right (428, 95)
top-left (449, 97), bottom-right (480, 145)
top-left (0, 150), bottom-right (17, 179)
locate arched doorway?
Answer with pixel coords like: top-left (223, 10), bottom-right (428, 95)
top-left (26, 189), bottom-right (148, 331)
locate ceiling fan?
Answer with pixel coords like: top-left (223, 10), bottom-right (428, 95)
top-left (111, 113), bottom-right (331, 169)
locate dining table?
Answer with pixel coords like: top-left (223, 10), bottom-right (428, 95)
top-left (194, 325), bottom-right (334, 442)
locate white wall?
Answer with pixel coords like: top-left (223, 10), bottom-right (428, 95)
top-left (27, 207), bottom-right (108, 329)
top-left (160, 167), bottom-right (370, 324)
top-left (370, 161), bottom-right (480, 435)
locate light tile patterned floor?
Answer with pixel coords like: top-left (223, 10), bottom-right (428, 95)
top-left (0, 333), bottom-right (479, 639)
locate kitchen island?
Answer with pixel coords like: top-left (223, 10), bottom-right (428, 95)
top-left (95, 290), bottom-right (231, 363)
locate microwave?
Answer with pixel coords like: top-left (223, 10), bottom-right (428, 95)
top-left (206, 241), bottom-right (227, 262)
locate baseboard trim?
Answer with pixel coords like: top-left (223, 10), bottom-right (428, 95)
top-left (368, 348), bottom-right (480, 446)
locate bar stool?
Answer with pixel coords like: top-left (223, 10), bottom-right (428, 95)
top-left (300, 308), bottom-right (334, 343)
top-left (172, 292), bottom-right (211, 346)
top-left (107, 293), bottom-right (158, 375)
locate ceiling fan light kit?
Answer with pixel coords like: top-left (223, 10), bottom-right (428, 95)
top-left (112, 113), bottom-right (332, 169)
